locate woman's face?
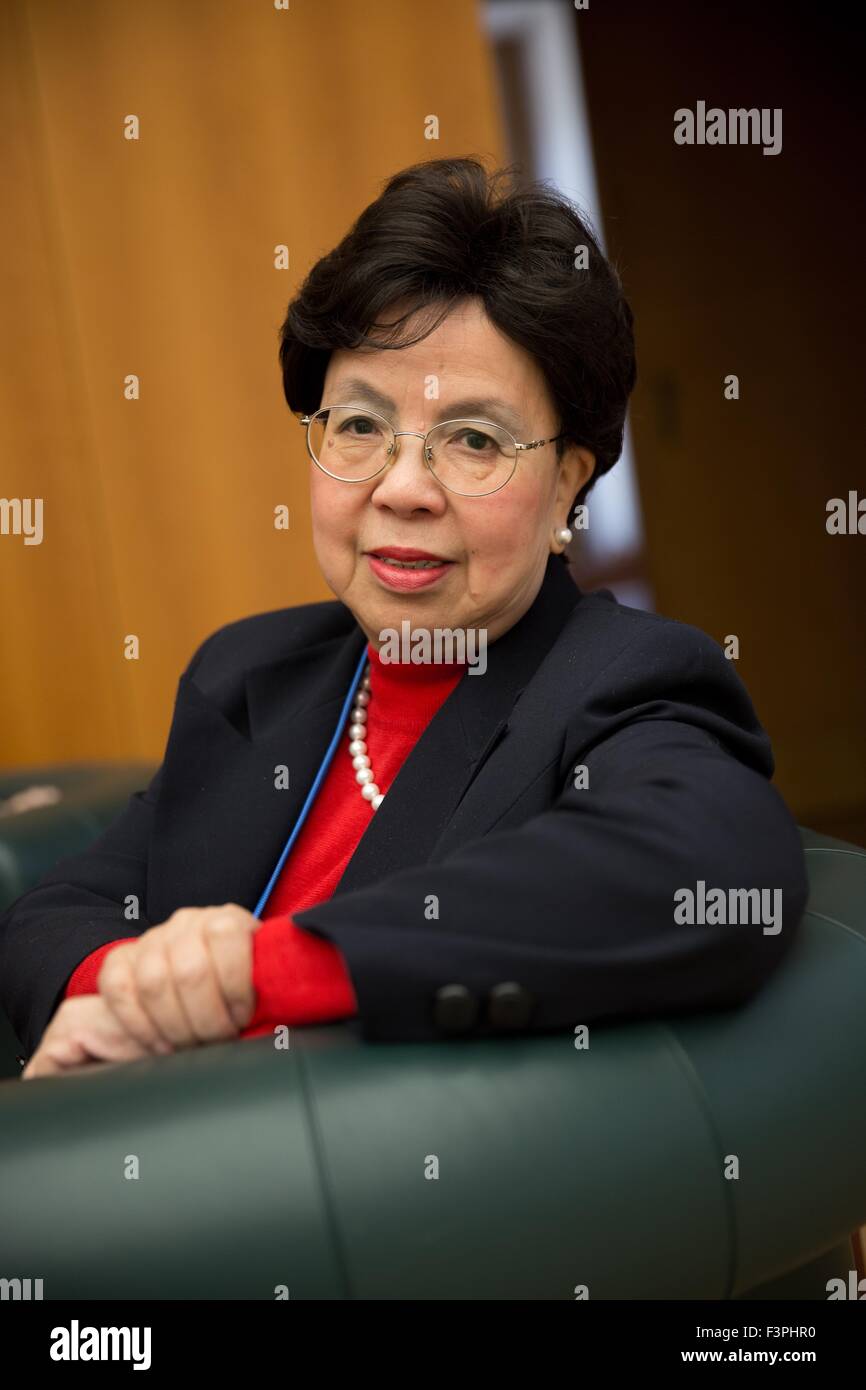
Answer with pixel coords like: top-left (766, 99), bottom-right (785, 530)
top-left (309, 297), bottom-right (594, 650)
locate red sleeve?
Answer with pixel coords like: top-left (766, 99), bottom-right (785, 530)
top-left (65, 938), bottom-right (138, 997)
top-left (240, 914), bottom-right (358, 1038)
top-left (62, 922), bottom-right (357, 1035)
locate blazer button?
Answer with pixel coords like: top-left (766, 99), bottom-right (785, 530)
top-left (487, 982), bottom-right (534, 1030)
top-left (432, 984), bottom-right (479, 1034)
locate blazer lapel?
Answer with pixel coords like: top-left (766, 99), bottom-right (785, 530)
top-left (150, 622), bottom-right (365, 918)
top-left (331, 556), bottom-right (583, 895)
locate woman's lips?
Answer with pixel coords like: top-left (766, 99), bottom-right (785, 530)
top-left (366, 554), bottom-right (454, 591)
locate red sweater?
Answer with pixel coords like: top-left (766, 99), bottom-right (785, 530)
top-left (65, 640), bottom-right (466, 1040)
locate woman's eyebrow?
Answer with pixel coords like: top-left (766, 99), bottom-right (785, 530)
top-left (330, 377), bottom-right (525, 436)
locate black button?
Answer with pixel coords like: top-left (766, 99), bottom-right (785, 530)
top-left (432, 984), bottom-right (479, 1034)
top-left (486, 982), bottom-right (533, 1031)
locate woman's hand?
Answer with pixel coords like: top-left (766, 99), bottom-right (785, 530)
top-left (96, 903), bottom-right (259, 1050)
top-left (21, 995), bottom-right (155, 1079)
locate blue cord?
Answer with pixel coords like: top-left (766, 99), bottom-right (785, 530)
top-left (252, 643), bottom-right (370, 920)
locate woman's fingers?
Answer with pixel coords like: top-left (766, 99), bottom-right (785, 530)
top-left (22, 1036), bottom-right (88, 1079)
top-left (22, 1002), bottom-right (95, 1079)
top-left (132, 935), bottom-right (198, 1046)
top-left (20, 997), bottom-right (154, 1080)
top-left (204, 911), bottom-right (256, 1028)
top-left (23, 902), bottom-right (259, 1081)
top-left (166, 922), bottom-right (238, 1041)
top-left (98, 946), bottom-right (174, 1052)
top-left (97, 904), bottom-right (258, 1047)
top-left (70, 1011), bottom-right (154, 1065)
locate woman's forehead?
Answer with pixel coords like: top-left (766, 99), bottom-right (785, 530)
top-left (324, 308), bottom-right (545, 402)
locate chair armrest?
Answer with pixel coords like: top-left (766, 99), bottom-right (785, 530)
top-left (1, 822), bottom-right (863, 1299)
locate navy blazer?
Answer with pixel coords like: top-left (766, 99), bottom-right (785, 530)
top-left (0, 556), bottom-right (808, 1057)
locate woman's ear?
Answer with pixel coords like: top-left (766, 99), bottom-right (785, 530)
top-left (557, 445), bottom-right (595, 519)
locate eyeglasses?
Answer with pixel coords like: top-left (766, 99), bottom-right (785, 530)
top-left (297, 404), bottom-right (565, 497)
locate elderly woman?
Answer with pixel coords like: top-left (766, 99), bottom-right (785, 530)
top-left (1, 156), bottom-right (807, 1079)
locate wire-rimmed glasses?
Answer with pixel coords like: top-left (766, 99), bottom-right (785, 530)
top-left (298, 404), bottom-right (565, 498)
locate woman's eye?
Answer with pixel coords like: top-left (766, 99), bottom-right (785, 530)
top-left (457, 430), bottom-right (493, 451)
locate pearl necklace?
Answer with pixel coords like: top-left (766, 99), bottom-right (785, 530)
top-left (348, 664), bottom-right (384, 809)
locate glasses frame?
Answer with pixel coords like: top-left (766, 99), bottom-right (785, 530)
top-left (297, 403), bottom-right (566, 498)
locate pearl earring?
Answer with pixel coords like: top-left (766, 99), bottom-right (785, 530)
top-left (556, 527), bottom-right (573, 545)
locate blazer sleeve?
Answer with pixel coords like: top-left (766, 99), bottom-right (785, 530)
top-left (0, 629), bottom-right (222, 1059)
top-left (290, 622), bottom-right (810, 1043)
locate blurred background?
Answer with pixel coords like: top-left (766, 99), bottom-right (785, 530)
top-left (1, 0), bottom-right (863, 841)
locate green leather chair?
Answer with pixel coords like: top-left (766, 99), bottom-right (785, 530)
top-left (1, 763), bottom-right (864, 1300)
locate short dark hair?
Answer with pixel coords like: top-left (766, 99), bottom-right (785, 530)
top-left (278, 156), bottom-right (636, 551)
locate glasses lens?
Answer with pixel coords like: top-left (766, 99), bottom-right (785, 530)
top-left (308, 407), bottom-right (392, 480)
top-left (426, 420), bottom-right (517, 495)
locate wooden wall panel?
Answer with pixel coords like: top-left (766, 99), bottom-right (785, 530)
top-left (577, 0), bottom-right (866, 836)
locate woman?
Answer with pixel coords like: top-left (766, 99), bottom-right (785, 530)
top-left (0, 157), bottom-right (807, 1078)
